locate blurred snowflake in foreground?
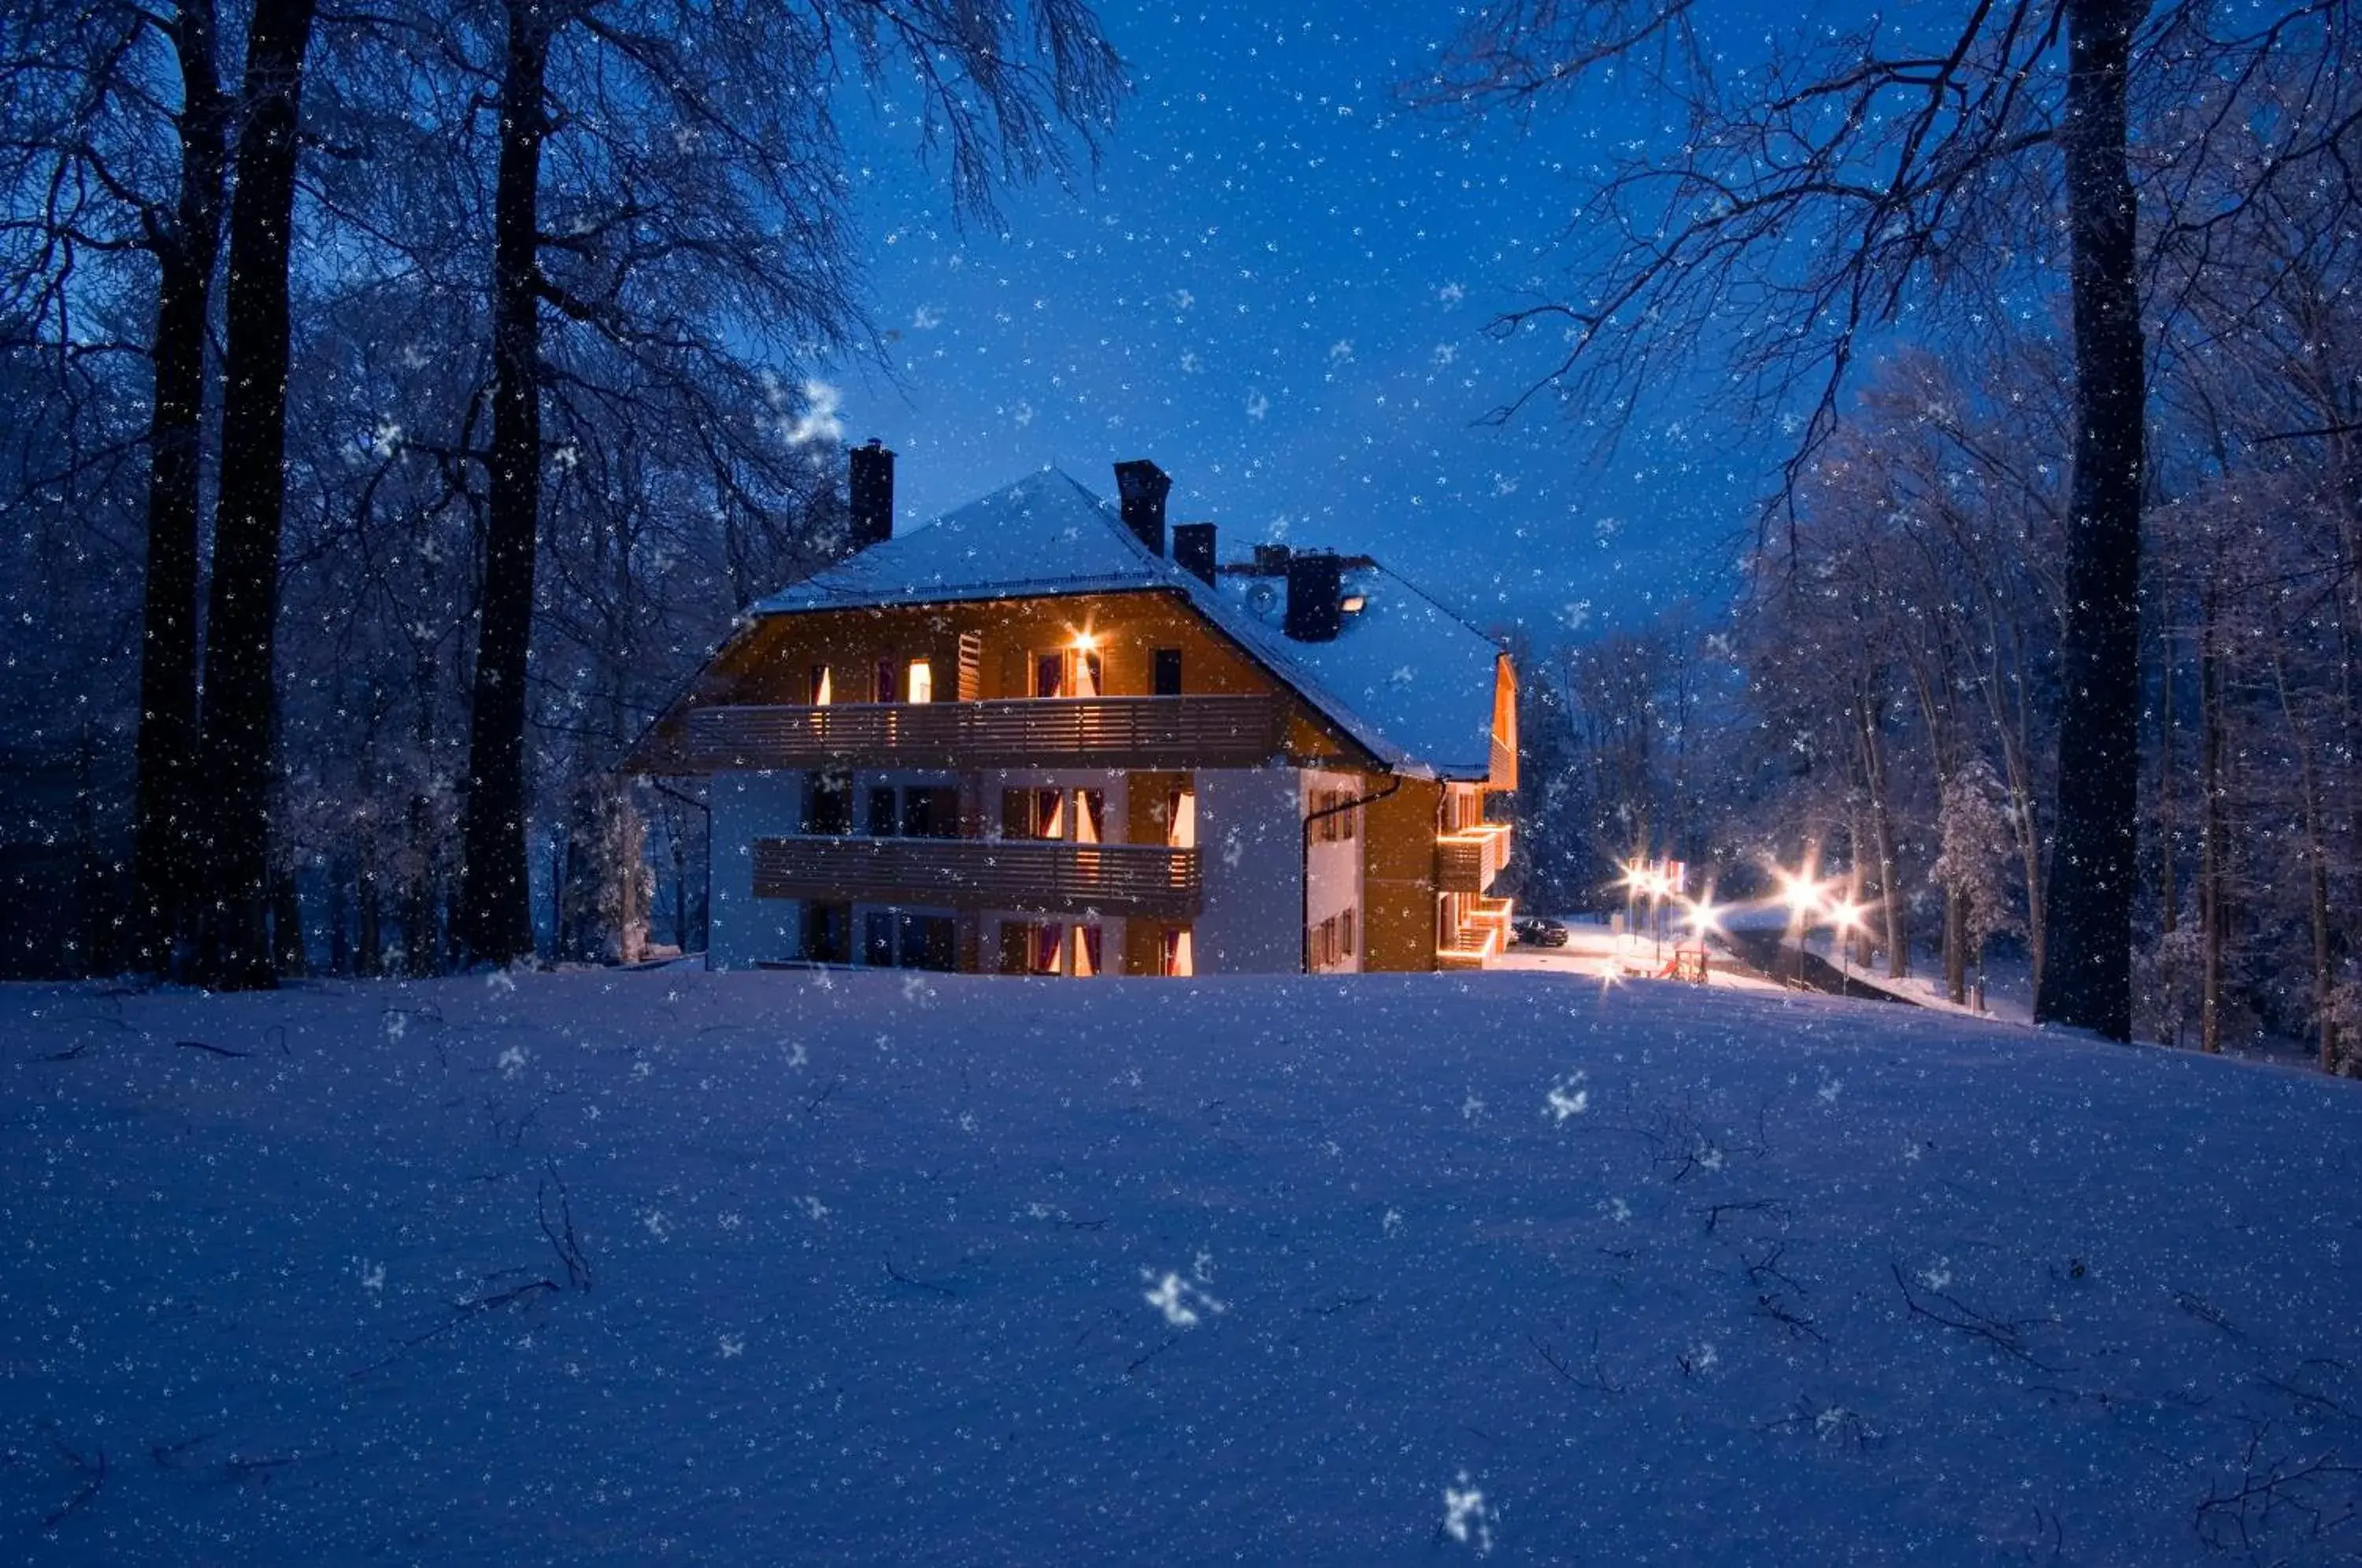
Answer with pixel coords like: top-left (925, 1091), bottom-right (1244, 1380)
top-left (1142, 1267), bottom-right (1225, 1328)
top-left (1443, 1472), bottom-right (1492, 1554)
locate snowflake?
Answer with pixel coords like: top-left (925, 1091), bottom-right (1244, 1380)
top-left (784, 379), bottom-right (843, 447)
top-left (718, 1334), bottom-right (745, 1359)
top-left (1544, 1073), bottom-right (1589, 1122)
top-left (1443, 1472), bottom-right (1492, 1554)
top-left (642, 1209), bottom-right (670, 1241)
top-left (1382, 1208), bottom-right (1404, 1237)
top-left (1142, 1267), bottom-right (1224, 1328)
top-left (498, 1045), bottom-right (528, 1079)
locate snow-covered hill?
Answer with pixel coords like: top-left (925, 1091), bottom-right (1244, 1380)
top-left (4, 971), bottom-right (2357, 1563)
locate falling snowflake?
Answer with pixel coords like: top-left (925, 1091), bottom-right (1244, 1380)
top-left (784, 379), bottom-right (844, 446)
top-left (1545, 1073), bottom-right (1589, 1122)
top-left (717, 1334), bottom-right (745, 1359)
top-left (1142, 1267), bottom-right (1224, 1327)
top-left (1383, 1208), bottom-right (1404, 1237)
top-left (498, 1045), bottom-right (528, 1080)
top-left (1443, 1472), bottom-right (1492, 1554)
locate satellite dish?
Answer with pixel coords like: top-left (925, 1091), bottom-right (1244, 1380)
top-left (1246, 582), bottom-right (1279, 616)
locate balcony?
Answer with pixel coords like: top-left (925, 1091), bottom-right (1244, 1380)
top-left (1436, 821), bottom-right (1512, 894)
top-left (666, 694), bottom-right (1283, 772)
top-left (1438, 896), bottom-right (1513, 971)
top-left (753, 836), bottom-right (1201, 921)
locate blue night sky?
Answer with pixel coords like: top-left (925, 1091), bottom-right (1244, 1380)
top-left (831, 3), bottom-right (1771, 639)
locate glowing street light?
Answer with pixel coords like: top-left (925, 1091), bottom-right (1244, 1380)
top-left (1775, 868), bottom-right (1821, 988)
top-left (1828, 898), bottom-right (1866, 994)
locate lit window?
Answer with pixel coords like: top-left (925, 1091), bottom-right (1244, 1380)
top-left (906, 660), bottom-right (933, 703)
top-left (1166, 787), bottom-right (1197, 850)
top-left (809, 665), bottom-right (833, 705)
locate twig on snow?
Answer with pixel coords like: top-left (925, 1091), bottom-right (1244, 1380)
top-left (538, 1159), bottom-right (593, 1290)
top-left (40, 1439), bottom-right (105, 1532)
top-left (1891, 1262), bottom-right (2062, 1371)
top-left (347, 1279), bottom-right (559, 1379)
top-left (882, 1252), bottom-right (957, 1298)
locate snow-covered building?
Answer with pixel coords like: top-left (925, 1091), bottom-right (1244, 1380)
top-left (628, 449), bottom-right (1516, 975)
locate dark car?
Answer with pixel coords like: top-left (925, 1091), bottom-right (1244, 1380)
top-left (1513, 916), bottom-right (1569, 948)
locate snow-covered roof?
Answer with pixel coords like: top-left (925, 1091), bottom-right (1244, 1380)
top-left (747, 468), bottom-right (1506, 779)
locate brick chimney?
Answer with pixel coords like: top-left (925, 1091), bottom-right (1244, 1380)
top-left (850, 438), bottom-right (894, 551)
top-left (1284, 552), bottom-right (1343, 642)
top-left (1172, 523), bottom-right (1217, 586)
top-left (1113, 459), bottom-right (1172, 556)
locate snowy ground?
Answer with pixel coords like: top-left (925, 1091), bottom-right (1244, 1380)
top-left (5, 971), bottom-right (2360, 1564)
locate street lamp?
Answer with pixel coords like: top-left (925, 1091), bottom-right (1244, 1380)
top-left (1828, 899), bottom-right (1865, 995)
top-left (1645, 867), bottom-right (1670, 962)
top-left (1776, 870), bottom-right (1820, 989)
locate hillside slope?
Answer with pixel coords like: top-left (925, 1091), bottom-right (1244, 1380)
top-left (3, 971), bottom-right (2357, 1563)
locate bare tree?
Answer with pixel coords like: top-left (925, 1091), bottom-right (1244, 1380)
top-left (1418, 0), bottom-right (2353, 1040)
top-left (191, 0), bottom-right (320, 987)
top-left (451, 0), bottom-right (1124, 964)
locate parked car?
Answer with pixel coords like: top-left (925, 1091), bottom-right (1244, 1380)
top-left (1513, 916), bottom-right (1569, 948)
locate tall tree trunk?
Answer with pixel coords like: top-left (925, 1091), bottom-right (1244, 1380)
top-left (2198, 582), bottom-right (2223, 1055)
top-left (2157, 622), bottom-right (2175, 935)
top-left (1853, 682), bottom-right (1908, 979)
top-left (191, 0), bottom-right (319, 989)
top-left (1945, 886), bottom-right (1967, 1004)
top-left (2269, 631), bottom-right (2337, 1073)
top-left (2034, 0), bottom-right (2148, 1041)
top-left (130, 0), bottom-right (228, 972)
top-left (456, 0), bottom-right (554, 966)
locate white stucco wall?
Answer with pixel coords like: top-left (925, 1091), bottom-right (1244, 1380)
top-left (1301, 767), bottom-right (1366, 972)
top-left (1193, 767), bottom-right (1305, 974)
top-left (707, 771), bottom-right (805, 971)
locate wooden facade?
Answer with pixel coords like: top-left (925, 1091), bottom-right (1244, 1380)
top-left (637, 580), bottom-right (1519, 976)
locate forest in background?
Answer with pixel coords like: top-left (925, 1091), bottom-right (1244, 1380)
top-left (2, 0), bottom-right (2357, 1074)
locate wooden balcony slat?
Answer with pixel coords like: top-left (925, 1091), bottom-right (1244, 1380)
top-left (674, 694), bottom-right (1282, 771)
top-left (753, 836), bottom-right (1201, 920)
top-left (1437, 821), bottom-right (1512, 893)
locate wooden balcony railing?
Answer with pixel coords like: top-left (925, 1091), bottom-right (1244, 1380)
top-left (671, 694), bottom-right (1282, 771)
top-left (753, 836), bottom-right (1202, 920)
top-left (1491, 733), bottom-right (1517, 791)
top-left (1437, 821), bottom-right (1512, 894)
top-left (1438, 896), bottom-right (1513, 970)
